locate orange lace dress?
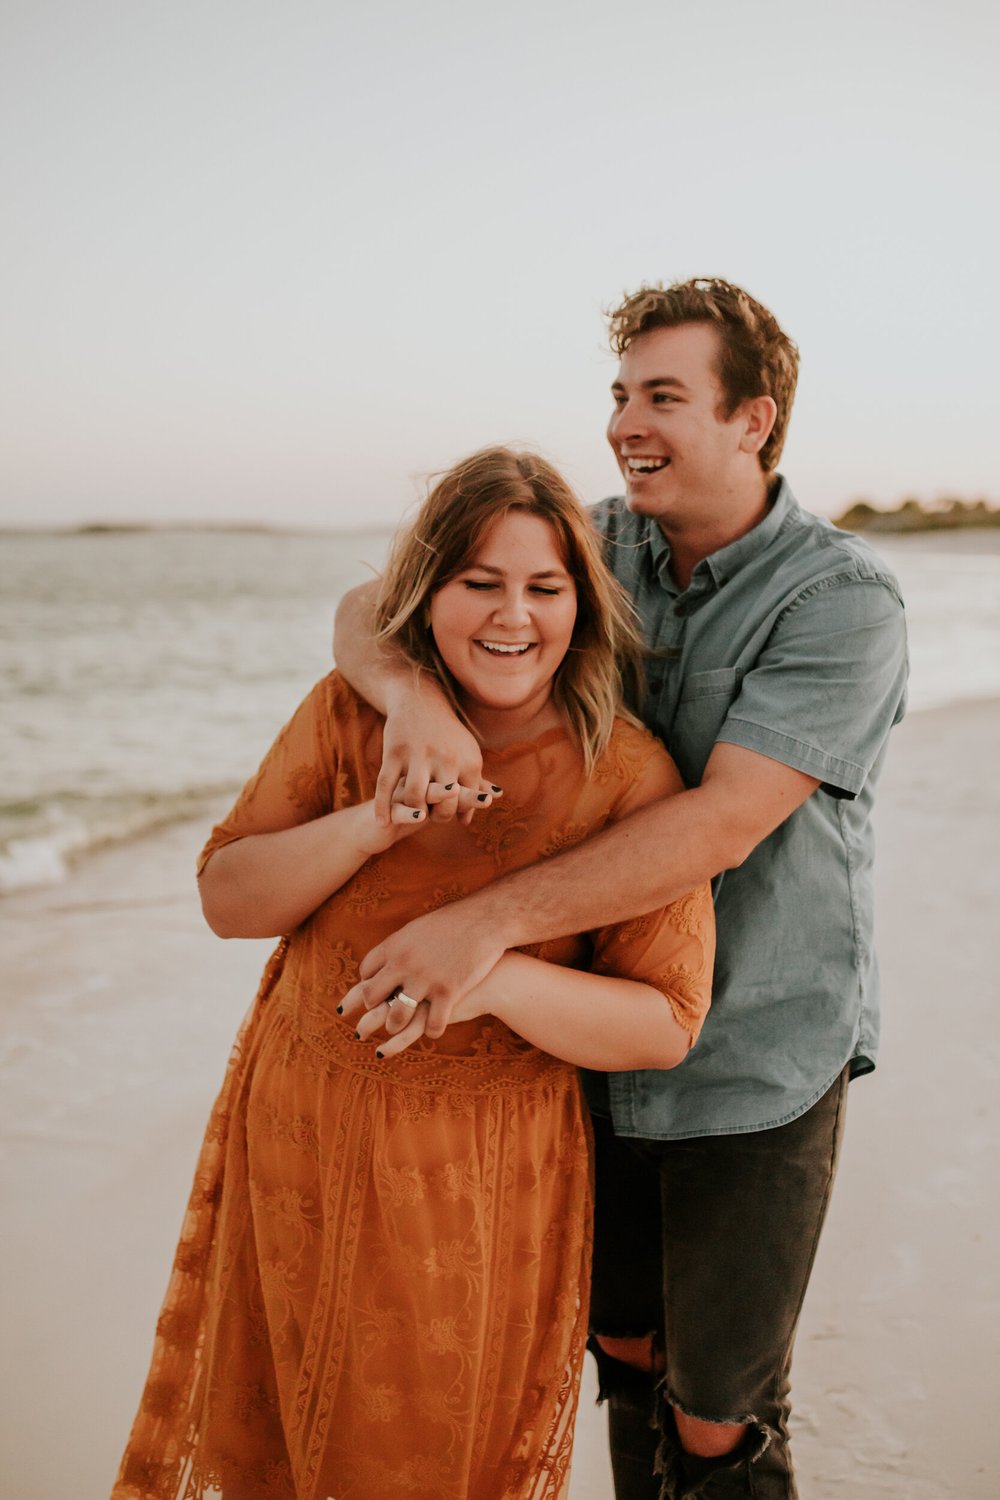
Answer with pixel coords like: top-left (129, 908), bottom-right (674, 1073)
top-left (113, 673), bottom-right (713, 1500)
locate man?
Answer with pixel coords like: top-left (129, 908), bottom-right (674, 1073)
top-left (333, 278), bottom-right (907, 1498)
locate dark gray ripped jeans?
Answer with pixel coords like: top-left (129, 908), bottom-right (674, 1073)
top-left (588, 1069), bottom-right (849, 1499)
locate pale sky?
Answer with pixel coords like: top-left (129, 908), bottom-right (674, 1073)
top-left (3, 0), bottom-right (998, 529)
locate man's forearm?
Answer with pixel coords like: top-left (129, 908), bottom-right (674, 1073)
top-left (333, 581), bottom-right (417, 715)
top-left (451, 742), bottom-right (819, 951)
top-left (334, 582), bottom-right (486, 819)
top-left (459, 781), bottom-right (733, 951)
top-left (353, 740), bottom-right (817, 1033)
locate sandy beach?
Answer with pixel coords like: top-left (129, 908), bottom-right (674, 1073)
top-left (1, 699), bottom-right (997, 1500)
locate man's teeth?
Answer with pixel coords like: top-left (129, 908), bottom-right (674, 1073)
top-left (478, 641), bottom-right (532, 655)
top-left (626, 457), bottom-right (668, 472)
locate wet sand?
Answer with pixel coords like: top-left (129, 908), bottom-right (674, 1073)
top-left (1, 700), bottom-right (997, 1499)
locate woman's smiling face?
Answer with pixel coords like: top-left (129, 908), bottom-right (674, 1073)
top-left (429, 509), bottom-right (578, 739)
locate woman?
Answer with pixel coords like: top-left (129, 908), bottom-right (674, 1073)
top-left (112, 448), bottom-right (714, 1500)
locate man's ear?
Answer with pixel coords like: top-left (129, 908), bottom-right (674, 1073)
top-left (738, 395), bottom-right (777, 457)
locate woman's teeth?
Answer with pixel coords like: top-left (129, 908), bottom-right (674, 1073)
top-left (478, 641), bottom-right (532, 655)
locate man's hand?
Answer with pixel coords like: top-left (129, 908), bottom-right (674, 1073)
top-left (375, 686), bottom-right (490, 826)
top-left (339, 903), bottom-right (506, 1039)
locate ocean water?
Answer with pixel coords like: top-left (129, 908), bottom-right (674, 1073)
top-left (1, 528), bottom-right (391, 893)
top-left (2, 526), bottom-right (999, 894)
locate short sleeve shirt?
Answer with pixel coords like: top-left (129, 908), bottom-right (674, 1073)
top-left (584, 479), bottom-right (908, 1139)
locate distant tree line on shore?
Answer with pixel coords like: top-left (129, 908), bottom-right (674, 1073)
top-left (834, 498), bottom-right (1000, 533)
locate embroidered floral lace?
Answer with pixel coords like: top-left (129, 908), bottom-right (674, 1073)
top-left (112, 673), bottom-right (713, 1500)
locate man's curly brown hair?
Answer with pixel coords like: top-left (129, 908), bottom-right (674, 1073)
top-left (607, 278), bottom-right (800, 471)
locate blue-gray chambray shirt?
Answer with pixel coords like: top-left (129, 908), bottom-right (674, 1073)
top-left (583, 478), bottom-right (908, 1139)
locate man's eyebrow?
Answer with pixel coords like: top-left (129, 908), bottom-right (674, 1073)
top-left (610, 376), bottom-right (691, 393)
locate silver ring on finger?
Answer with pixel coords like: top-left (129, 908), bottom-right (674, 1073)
top-left (391, 989), bottom-right (420, 1011)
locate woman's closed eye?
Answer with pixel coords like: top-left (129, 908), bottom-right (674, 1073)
top-left (462, 580), bottom-right (562, 597)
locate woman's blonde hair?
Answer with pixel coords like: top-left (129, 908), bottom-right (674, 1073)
top-left (375, 447), bottom-right (644, 771)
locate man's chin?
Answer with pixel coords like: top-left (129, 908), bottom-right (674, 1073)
top-left (623, 485), bottom-right (665, 517)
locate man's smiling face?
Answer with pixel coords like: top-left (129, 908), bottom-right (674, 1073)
top-left (607, 322), bottom-right (755, 530)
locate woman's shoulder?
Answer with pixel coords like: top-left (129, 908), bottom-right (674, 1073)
top-left (596, 715), bottom-right (682, 792)
top-left (299, 672), bottom-right (385, 771)
top-left (318, 670), bottom-right (383, 726)
top-left (608, 713), bottom-right (668, 762)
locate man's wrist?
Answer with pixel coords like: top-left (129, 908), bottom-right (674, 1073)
top-left (383, 663), bottom-right (446, 717)
top-left (459, 885), bottom-right (526, 952)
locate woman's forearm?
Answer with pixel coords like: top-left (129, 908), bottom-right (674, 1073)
top-left (478, 951), bottom-right (691, 1071)
top-left (199, 802), bottom-right (394, 939)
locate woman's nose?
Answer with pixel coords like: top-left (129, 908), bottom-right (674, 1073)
top-left (491, 590), bottom-right (532, 628)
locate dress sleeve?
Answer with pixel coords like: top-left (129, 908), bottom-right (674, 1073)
top-left (196, 674), bottom-right (340, 875)
top-left (588, 730), bottom-right (716, 1047)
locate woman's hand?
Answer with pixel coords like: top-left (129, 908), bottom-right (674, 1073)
top-left (342, 940), bottom-right (701, 1073)
top-left (366, 779), bottom-right (467, 852)
top-left (338, 959), bottom-right (503, 1058)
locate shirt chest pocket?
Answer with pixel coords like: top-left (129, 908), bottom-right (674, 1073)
top-left (672, 667), bottom-right (743, 779)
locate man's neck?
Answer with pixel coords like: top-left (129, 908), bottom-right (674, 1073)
top-left (662, 473), bottom-right (777, 591)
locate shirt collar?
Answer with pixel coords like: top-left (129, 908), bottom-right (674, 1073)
top-left (646, 475), bottom-right (799, 595)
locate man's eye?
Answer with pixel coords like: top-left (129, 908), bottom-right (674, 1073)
top-left (652, 393), bottom-right (678, 404)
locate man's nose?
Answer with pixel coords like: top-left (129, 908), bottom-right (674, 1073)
top-left (609, 398), bottom-right (646, 442)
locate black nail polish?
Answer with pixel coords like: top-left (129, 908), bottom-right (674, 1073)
top-left (335, 1005), bottom-right (343, 1014)
top-left (491, 785), bottom-right (502, 794)
top-left (477, 793), bottom-right (488, 802)
top-left (444, 782), bottom-right (455, 790)
top-left (412, 810), bottom-right (421, 819)
top-left (354, 1031), bottom-right (361, 1040)
top-left (375, 1050), bottom-right (385, 1060)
